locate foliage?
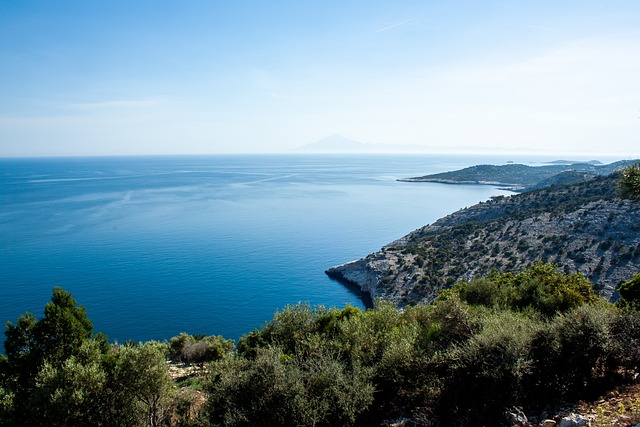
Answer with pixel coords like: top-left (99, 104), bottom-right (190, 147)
top-left (109, 341), bottom-right (175, 427)
top-left (2, 287), bottom-right (95, 425)
top-left (37, 287), bottom-right (94, 364)
top-left (437, 310), bottom-right (543, 422)
top-left (204, 346), bottom-right (373, 427)
top-left (617, 273), bottom-right (640, 309)
top-left (236, 304), bottom-right (361, 358)
top-left (32, 339), bottom-right (106, 425)
top-left (0, 288), bottom-right (177, 427)
top-left (168, 333), bottom-right (234, 365)
top-left (3, 266), bottom-right (640, 426)
top-left (444, 263), bottom-right (599, 316)
top-left (618, 163), bottom-right (640, 200)
top-left (227, 265), bottom-right (640, 425)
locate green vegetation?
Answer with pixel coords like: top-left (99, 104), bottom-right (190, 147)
top-left (207, 265), bottom-right (640, 425)
top-left (3, 266), bottom-right (640, 426)
top-left (0, 288), bottom-right (231, 426)
top-left (617, 273), bottom-right (640, 309)
top-left (401, 159), bottom-right (638, 192)
top-left (619, 162), bottom-right (640, 200)
top-left (442, 263), bottom-right (598, 316)
top-left (169, 333), bottom-right (234, 365)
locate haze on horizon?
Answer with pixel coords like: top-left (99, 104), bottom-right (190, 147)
top-left (1, 1), bottom-right (639, 158)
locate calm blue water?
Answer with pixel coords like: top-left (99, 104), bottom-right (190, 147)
top-left (0, 154), bottom-right (606, 343)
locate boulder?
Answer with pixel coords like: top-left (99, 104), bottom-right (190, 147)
top-left (558, 413), bottom-right (590, 427)
top-left (505, 406), bottom-right (529, 426)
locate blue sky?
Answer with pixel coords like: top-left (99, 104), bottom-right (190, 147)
top-left (1, 1), bottom-right (639, 156)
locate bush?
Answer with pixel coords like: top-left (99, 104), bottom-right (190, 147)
top-left (168, 333), bottom-right (234, 365)
top-left (608, 309), bottom-right (640, 378)
top-left (447, 263), bottom-right (598, 316)
top-left (617, 273), bottom-right (640, 309)
top-left (618, 163), bottom-right (640, 200)
top-left (409, 295), bottom-right (478, 353)
top-left (436, 310), bottom-right (542, 423)
top-left (237, 303), bottom-right (321, 358)
top-left (204, 346), bottom-right (373, 427)
top-left (525, 304), bottom-right (616, 404)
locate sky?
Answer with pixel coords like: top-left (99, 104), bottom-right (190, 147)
top-left (0, 0), bottom-right (639, 157)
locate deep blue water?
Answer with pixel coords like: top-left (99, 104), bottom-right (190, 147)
top-left (0, 154), bottom-right (608, 343)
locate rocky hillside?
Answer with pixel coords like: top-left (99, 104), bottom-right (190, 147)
top-left (326, 173), bottom-right (640, 306)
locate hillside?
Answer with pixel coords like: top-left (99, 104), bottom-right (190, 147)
top-left (326, 173), bottom-right (640, 306)
top-left (398, 160), bottom-right (636, 191)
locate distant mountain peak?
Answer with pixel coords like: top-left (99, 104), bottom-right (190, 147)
top-left (293, 134), bottom-right (368, 153)
top-left (293, 135), bottom-right (437, 154)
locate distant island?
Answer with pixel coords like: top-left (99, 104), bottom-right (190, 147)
top-left (398, 159), bottom-right (637, 191)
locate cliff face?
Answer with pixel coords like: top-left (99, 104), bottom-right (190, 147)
top-left (326, 174), bottom-right (640, 306)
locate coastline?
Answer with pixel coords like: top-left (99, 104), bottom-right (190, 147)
top-left (397, 177), bottom-right (524, 191)
top-left (325, 267), bottom-right (374, 309)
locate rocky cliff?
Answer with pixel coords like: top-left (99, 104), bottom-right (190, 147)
top-left (326, 174), bottom-right (640, 306)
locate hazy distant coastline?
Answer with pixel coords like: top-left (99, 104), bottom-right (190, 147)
top-left (292, 134), bottom-right (510, 154)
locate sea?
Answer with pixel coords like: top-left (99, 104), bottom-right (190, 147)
top-left (0, 153), bottom-right (620, 343)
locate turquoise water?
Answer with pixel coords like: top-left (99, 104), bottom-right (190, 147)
top-left (1, 154), bottom-right (549, 342)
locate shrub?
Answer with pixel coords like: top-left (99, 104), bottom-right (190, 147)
top-left (168, 333), bottom-right (234, 365)
top-left (436, 310), bottom-right (542, 423)
top-left (447, 263), bottom-right (598, 316)
top-left (618, 163), bottom-right (640, 200)
top-left (237, 303), bottom-right (320, 358)
top-left (617, 273), bottom-right (640, 309)
top-left (608, 309), bottom-right (640, 378)
top-left (528, 304), bottom-right (615, 403)
top-left (411, 294), bottom-right (478, 353)
top-left (203, 346), bottom-right (373, 427)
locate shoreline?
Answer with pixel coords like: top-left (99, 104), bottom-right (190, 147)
top-left (397, 177), bottom-right (524, 191)
top-left (325, 268), bottom-right (374, 309)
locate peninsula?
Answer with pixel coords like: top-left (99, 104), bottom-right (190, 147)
top-left (327, 167), bottom-right (640, 306)
top-left (398, 160), bottom-right (632, 191)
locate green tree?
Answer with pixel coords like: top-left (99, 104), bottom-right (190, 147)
top-left (617, 273), bottom-right (640, 309)
top-left (2, 287), bottom-right (95, 425)
top-left (618, 162), bottom-right (640, 200)
top-left (32, 339), bottom-right (107, 426)
top-left (36, 287), bottom-right (94, 365)
top-left (437, 310), bottom-right (542, 423)
top-left (0, 384), bottom-right (13, 426)
top-left (109, 342), bottom-right (174, 427)
top-left (2, 312), bottom-right (38, 389)
top-left (4, 287), bottom-right (93, 371)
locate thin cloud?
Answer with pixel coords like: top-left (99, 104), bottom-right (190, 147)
top-left (376, 17), bottom-right (414, 33)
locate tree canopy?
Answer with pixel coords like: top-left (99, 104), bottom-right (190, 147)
top-left (618, 162), bottom-right (640, 200)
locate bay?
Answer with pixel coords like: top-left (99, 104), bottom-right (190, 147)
top-left (0, 153), bottom-right (601, 343)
